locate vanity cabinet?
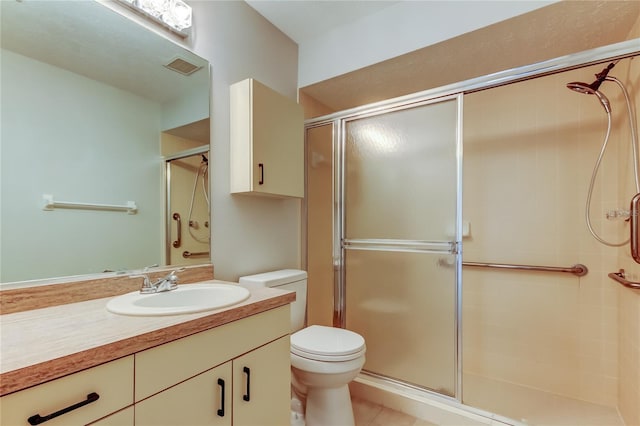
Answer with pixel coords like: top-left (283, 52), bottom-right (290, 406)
top-left (134, 306), bottom-right (291, 425)
top-left (0, 304), bottom-right (291, 426)
top-left (230, 78), bottom-right (304, 198)
top-left (0, 356), bottom-right (134, 426)
top-left (135, 336), bottom-right (290, 426)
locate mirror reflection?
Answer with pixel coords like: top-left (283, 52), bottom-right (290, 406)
top-left (0, 0), bottom-right (210, 284)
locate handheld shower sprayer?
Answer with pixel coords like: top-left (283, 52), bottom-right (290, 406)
top-left (566, 62), bottom-right (617, 113)
top-left (566, 60), bottom-right (640, 248)
top-left (566, 82), bottom-right (611, 113)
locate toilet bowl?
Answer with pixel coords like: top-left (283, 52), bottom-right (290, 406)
top-left (238, 270), bottom-right (366, 426)
top-left (290, 325), bottom-right (366, 426)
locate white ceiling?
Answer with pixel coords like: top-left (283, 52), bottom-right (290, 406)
top-left (247, 0), bottom-right (640, 113)
top-left (245, 0), bottom-right (400, 43)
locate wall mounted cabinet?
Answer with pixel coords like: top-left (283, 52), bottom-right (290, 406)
top-left (230, 78), bottom-right (304, 198)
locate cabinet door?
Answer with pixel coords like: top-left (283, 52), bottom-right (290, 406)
top-left (230, 78), bottom-right (303, 198)
top-left (251, 80), bottom-right (303, 198)
top-left (233, 336), bottom-right (290, 426)
top-left (135, 362), bottom-right (232, 426)
top-left (89, 406), bottom-right (133, 425)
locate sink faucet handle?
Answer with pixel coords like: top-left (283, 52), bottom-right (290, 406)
top-left (143, 264), bottom-right (159, 272)
top-left (164, 267), bottom-right (186, 287)
top-left (166, 267), bottom-right (186, 280)
top-left (131, 273), bottom-right (155, 293)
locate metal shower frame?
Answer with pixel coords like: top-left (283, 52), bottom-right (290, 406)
top-left (303, 38), bottom-right (640, 409)
top-left (164, 146), bottom-right (210, 265)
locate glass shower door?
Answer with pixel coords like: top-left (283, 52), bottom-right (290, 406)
top-left (342, 95), bottom-right (461, 396)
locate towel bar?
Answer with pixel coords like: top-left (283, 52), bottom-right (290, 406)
top-left (42, 194), bottom-right (137, 214)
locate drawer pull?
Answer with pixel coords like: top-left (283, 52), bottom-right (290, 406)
top-left (28, 392), bottom-right (100, 425)
top-left (217, 378), bottom-right (225, 417)
top-left (242, 366), bottom-right (251, 401)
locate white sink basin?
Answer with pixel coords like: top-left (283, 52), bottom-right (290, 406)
top-left (106, 283), bottom-right (251, 316)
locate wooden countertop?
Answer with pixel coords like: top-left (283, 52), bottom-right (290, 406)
top-left (0, 282), bottom-right (294, 396)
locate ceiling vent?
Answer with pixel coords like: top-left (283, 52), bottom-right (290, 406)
top-left (164, 57), bottom-right (202, 76)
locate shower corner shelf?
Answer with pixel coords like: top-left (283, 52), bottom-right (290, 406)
top-left (42, 194), bottom-right (138, 215)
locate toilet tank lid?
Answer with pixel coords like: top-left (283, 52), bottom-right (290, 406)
top-left (238, 269), bottom-right (307, 287)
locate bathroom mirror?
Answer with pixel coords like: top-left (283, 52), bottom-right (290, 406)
top-left (0, 0), bottom-right (210, 284)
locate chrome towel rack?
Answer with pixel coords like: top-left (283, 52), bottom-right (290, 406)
top-left (42, 194), bottom-right (137, 214)
top-left (462, 261), bottom-right (588, 277)
top-left (608, 269), bottom-right (640, 289)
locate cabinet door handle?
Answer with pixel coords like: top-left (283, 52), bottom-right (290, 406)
top-left (258, 163), bottom-right (264, 185)
top-left (217, 378), bottom-right (225, 417)
top-left (28, 392), bottom-right (100, 425)
top-left (242, 366), bottom-right (251, 401)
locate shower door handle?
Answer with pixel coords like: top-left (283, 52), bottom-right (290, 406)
top-left (172, 213), bottom-right (182, 248)
top-left (631, 193), bottom-right (640, 264)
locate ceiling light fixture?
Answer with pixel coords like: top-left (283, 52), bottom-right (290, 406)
top-left (117, 0), bottom-right (192, 37)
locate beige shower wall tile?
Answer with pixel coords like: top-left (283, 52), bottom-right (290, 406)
top-left (617, 281), bottom-right (640, 426)
top-left (462, 61), bottom-right (635, 407)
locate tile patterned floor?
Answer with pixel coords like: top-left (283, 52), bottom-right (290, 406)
top-left (352, 397), bottom-right (438, 426)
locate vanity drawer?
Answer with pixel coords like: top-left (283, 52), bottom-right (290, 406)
top-left (135, 305), bottom-right (290, 401)
top-left (0, 356), bottom-right (133, 426)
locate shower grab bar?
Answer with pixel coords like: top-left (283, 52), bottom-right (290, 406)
top-left (462, 261), bottom-right (588, 277)
top-left (42, 194), bottom-right (137, 214)
top-left (172, 213), bottom-right (182, 248)
top-left (608, 269), bottom-right (640, 289)
top-left (631, 193), bottom-right (640, 264)
top-left (182, 251), bottom-right (209, 259)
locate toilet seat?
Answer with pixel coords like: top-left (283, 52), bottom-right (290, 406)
top-left (291, 325), bottom-right (366, 362)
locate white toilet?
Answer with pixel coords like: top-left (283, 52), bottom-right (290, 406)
top-left (239, 269), bottom-right (366, 426)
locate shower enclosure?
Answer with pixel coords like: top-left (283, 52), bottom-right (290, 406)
top-left (305, 42), bottom-right (639, 425)
top-left (165, 148), bottom-right (210, 265)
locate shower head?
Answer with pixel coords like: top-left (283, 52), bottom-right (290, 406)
top-left (201, 154), bottom-right (208, 164)
top-left (566, 81), bottom-right (598, 95)
top-left (565, 62), bottom-right (616, 113)
top-left (566, 82), bottom-right (612, 113)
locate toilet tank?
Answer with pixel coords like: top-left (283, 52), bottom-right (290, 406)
top-left (238, 269), bottom-right (307, 332)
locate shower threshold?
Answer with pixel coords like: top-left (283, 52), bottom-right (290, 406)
top-left (350, 372), bottom-right (624, 426)
top-left (463, 374), bottom-right (624, 426)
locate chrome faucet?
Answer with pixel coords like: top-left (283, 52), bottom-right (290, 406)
top-left (133, 268), bottom-right (185, 294)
